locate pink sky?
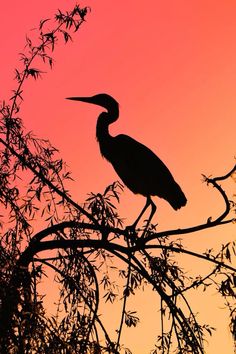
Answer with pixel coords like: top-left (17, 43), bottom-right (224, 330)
top-left (1, 1), bottom-right (236, 353)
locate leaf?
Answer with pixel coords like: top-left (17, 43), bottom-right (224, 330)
top-left (124, 311), bottom-right (139, 327)
top-left (39, 18), bottom-right (50, 30)
top-left (25, 68), bottom-right (43, 80)
top-left (61, 30), bottom-right (72, 43)
top-left (226, 247), bottom-right (231, 262)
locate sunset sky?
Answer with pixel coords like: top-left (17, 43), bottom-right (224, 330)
top-left (1, 1), bottom-right (236, 353)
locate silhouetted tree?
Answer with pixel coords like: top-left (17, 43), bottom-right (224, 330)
top-left (0, 4), bottom-right (235, 354)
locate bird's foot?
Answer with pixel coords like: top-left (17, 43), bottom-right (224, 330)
top-left (140, 221), bottom-right (158, 239)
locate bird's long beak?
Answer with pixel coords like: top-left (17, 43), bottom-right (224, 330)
top-left (66, 96), bottom-right (95, 104)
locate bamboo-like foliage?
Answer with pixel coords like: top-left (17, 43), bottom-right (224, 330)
top-left (0, 4), bottom-right (236, 353)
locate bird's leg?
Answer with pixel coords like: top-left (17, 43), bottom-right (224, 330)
top-left (146, 197), bottom-right (157, 229)
top-left (132, 197), bottom-right (152, 230)
top-left (126, 197), bottom-right (157, 242)
top-left (139, 198), bottom-right (156, 239)
top-left (125, 197), bottom-right (151, 244)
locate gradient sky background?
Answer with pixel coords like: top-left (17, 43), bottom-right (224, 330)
top-left (1, 1), bottom-right (236, 353)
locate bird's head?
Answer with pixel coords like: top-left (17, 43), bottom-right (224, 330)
top-left (66, 93), bottom-right (119, 114)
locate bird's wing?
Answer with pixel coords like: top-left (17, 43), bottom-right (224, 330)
top-left (102, 133), bottom-right (186, 209)
top-left (112, 134), bottom-right (172, 173)
top-left (108, 134), bottom-right (176, 195)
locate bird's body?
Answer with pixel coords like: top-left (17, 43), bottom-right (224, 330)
top-left (67, 94), bottom-right (187, 227)
top-left (98, 130), bottom-right (186, 210)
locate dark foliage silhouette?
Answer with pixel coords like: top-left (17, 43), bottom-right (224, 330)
top-left (0, 4), bottom-right (235, 354)
top-left (67, 94), bottom-right (187, 230)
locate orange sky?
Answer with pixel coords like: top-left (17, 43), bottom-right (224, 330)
top-left (1, 1), bottom-right (236, 353)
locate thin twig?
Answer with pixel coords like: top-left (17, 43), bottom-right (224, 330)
top-left (115, 255), bottom-right (132, 350)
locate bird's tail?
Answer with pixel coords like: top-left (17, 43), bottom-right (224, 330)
top-left (166, 183), bottom-right (187, 210)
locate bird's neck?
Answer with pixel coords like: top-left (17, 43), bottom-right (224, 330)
top-left (96, 113), bottom-right (112, 143)
top-left (96, 111), bottom-right (118, 159)
top-left (96, 107), bottom-right (118, 139)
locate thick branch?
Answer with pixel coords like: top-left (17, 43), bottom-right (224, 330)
top-left (144, 165), bottom-right (236, 244)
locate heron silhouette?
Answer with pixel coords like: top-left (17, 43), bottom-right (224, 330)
top-left (67, 94), bottom-right (187, 229)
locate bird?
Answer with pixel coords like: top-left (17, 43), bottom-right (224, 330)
top-left (66, 93), bottom-right (187, 229)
